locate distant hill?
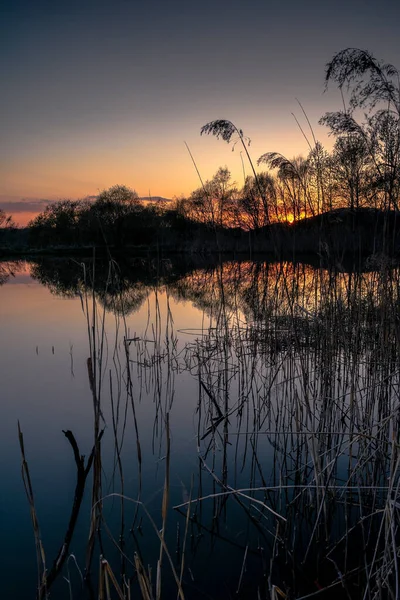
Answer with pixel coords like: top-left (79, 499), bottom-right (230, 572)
top-left (139, 196), bottom-right (171, 203)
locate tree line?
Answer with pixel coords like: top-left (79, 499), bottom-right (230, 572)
top-left (194, 48), bottom-right (400, 227)
top-left (1, 48), bottom-right (399, 248)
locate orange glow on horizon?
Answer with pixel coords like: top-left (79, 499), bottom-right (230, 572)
top-left (11, 212), bottom-right (38, 227)
top-left (1, 121), bottom-right (335, 223)
top-left (9, 205), bottom-right (313, 230)
top-left (276, 210), bottom-right (307, 225)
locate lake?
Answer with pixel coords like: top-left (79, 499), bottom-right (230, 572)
top-left (1, 256), bottom-right (399, 599)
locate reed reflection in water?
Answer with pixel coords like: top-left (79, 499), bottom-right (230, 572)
top-left (1, 256), bottom-right (400, 599)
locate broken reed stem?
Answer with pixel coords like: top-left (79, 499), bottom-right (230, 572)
top-left (40, 429), bottom-right (104, 597)
top-left (99, 557), bottom-right (125, 600)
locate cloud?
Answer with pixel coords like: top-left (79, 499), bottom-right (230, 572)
top-left (0, 198), bottom-right (52, 214)
top-left (0, 196), bottom-right (99, 215)
top-left (0, 195), bottom-right (171, 215)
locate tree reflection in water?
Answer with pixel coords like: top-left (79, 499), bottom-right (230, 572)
top-left (10, 256), bottom-right (400, 599)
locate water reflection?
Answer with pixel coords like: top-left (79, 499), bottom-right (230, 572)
top-left (0, 260), bottom-right (24, 285)
top-left (1, 257), bottom-right (399, 599)
top-left (27, 255), bottom-right (400, 319)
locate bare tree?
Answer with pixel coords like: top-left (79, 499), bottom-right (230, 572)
top-left (331, 134), bottom-right (370, 210)
top-left (258, 153), bottom-right (317, 219)
top-left (320, 48), bottom-right (400, 210)
top-left (237, 172), bottom-right (275, 229)
top-left (188, 167), bottom-right (237, 228)
top-left (200, 120), bottom-right (270, 223)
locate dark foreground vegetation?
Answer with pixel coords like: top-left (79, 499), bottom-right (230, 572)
top-left (2, 48), bottom-right (400, 260)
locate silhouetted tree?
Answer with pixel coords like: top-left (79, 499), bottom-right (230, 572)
top-left (188, 167), bottom-right (237, 228)
top-left (320, 48), bottom-right (400, 210)
top-left (258, 153), bottom-right (315, 220)
top-left (331, 134), bottom-right (370, 210)
top-left (28, 200), bottom-right (84, 246)
top-left (237, 173), bottom-right (275, 229)
top-left (92, 184), bottom-right (140, 245)
top-left (201, 120), bottom-right (270, 223)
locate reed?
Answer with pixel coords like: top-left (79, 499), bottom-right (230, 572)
top-left (15, 253), bottom-right (400, 599)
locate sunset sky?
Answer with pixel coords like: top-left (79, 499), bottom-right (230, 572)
top-left (1, 0), bottom-right (400, 225)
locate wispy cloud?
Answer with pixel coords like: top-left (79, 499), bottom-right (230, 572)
top-left (0, 196), bottom-right (99, 215)
top-left (0, 197), bottom-right (52, 214)
top-left (1, 196), bottom-right (170, 215)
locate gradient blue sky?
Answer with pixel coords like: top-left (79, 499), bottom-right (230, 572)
top-left (1, 0), bottom-right (400, 223)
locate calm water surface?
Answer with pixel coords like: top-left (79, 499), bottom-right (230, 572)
top-left (1, 257), bottom-right (399, 599)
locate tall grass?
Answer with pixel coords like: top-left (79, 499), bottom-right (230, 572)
top-left (16, 254), bottom-right (400, 599)
top-left (173, 259), bottom-right (400, 598)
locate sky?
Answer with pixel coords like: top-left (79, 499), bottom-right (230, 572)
top-left (1, 0), bottom-right (400, 225)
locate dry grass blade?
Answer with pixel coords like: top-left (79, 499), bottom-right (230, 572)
top-left (18, 421), bottom-right (47, 596)
top-left (134, 552), bottom-right (154, 600)
top-left (99, 558), bottom-right (126, 600)
top-left (236, 544), bottom-right (248, 594)
top-left (179, 476), bottom-right (193, 591)
top-left (272, 585), bottom-right (287, 599)
top-left (156, 412), bottom-right (171, 600)
top-left (96, 493), bottom-right (185, 600)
